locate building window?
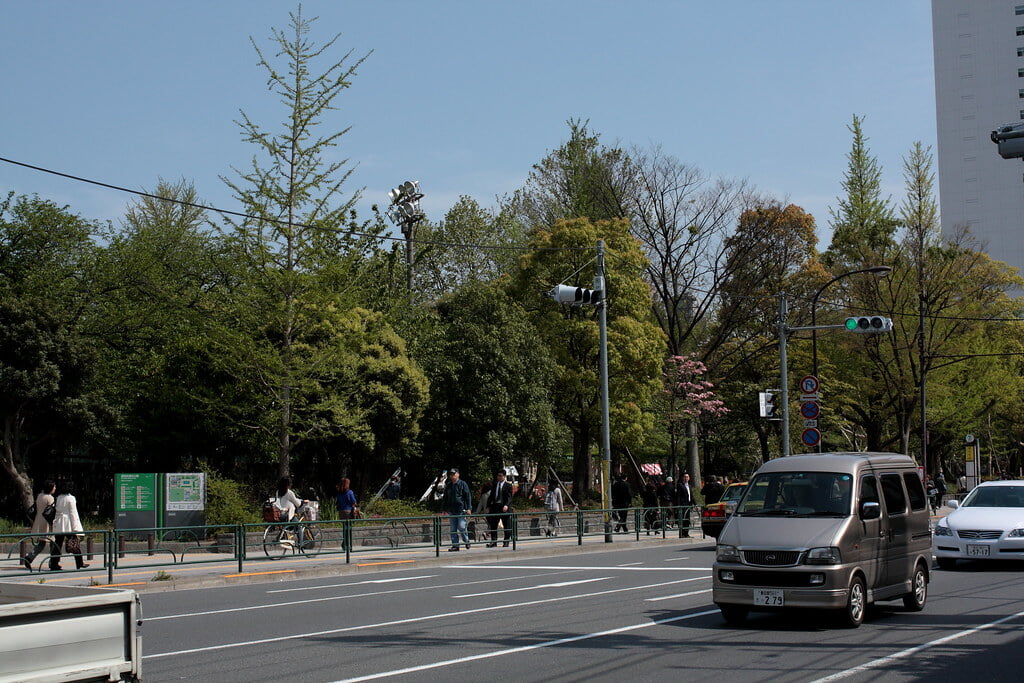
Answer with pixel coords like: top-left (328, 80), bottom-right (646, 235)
top-left (1019, 89), bottom-right (1024, 98)
top-left (1020, 109), bottom-right (1024, 119)
top-left (1017, 5), bottom-right (1024, 15)
top-left (1019, 68), bottom-right (1024, 77)
top-left (1018, 26), bottom-right (1024, 35)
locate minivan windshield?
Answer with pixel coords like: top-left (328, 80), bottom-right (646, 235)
top-left (736, 471), bottom-right (853, 517)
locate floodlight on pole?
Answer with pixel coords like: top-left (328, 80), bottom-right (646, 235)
top-left (386, 180), bottom-right (425, 293)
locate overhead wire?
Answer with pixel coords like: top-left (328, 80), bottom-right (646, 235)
top-left (0, 155), bottom-right (592, 254)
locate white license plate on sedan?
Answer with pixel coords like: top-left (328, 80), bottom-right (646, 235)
top-left (753, 589), bottom-right (784, 606)
top-left (967, 544), bottom-right (990, 557)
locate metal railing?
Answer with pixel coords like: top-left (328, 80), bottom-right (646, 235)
top-left (0, 505), bottom-right (704, 581)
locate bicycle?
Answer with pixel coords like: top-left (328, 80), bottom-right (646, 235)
top-left (262, 502), bottom-right (322, 559)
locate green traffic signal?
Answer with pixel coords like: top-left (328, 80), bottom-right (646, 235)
top-left (845, 318), bottom-right (859, 331)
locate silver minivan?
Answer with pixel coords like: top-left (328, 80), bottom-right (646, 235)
top-left (712, 452), bottom-right (932, 627)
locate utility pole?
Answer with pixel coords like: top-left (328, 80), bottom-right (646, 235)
top-left (596, 240), bottom-right (612, 542)
top-left (778, 293), bottom-right (791, 457)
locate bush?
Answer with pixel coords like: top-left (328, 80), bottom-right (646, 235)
top-left (361, 498), bottom-right (434, 519)
top-left (204, 470), bottom-right (261, 525)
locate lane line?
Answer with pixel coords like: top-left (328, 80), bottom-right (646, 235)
top-left (454, 577), bottom-right (608, 598)
top-left (618, 562), bottom-right (643, 566)
top-left (808, 608), bottom-right (1024, 682)
top-left (144, 576), bottom-right (708, 657)
top-left (644, 587), bottom-right (712, 602)
top-left (331, 609), bottom-right (721, 682)
top-left (267, 576), bottom-right (436, 593)
top-left (356, 560), bottom-right (416, 567)
top-left (147, 571), bottom-right (579, 621)
top-left (450, 564), bottom-right (709, 572)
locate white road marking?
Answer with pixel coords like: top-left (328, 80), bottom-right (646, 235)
top-left (618, 562), bottom-right (643, 566)
top-left (662, 557), bottom-right (691, 561)
top-left (146, 571), bottom-right (574, 621)
top-left (451, 564), bottom-right (710, 571)
top-left (808, 608), bottom-right (1024, 682)
top-left (454, 577), bottom-right (608, 597)
top-left (644, 586), bottom-right (712, 602)
top-left (331, 609), bottom-right (721, 682)
top-left (144, 576), bottom-right (706, 657)
top-left (267, 575), bottom-right (436, 593)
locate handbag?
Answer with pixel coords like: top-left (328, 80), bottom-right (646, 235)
top-left (66, 535), bottom-right (82, 553)
top-left (42, 503), bottom-right (56, 525)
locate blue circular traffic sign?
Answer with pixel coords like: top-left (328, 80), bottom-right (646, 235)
top-left (802, 428), bottom-right (821, 446)
top-left (800, 401), bottom-right (820, 419)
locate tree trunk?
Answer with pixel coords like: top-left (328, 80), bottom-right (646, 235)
top-left (687, 419), bottom-right (702, 490)
top-left (3, 417), bottom-right (34, 508)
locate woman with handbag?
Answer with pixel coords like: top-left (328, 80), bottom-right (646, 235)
top-left (52, 480), bottom-right (88, 570)
top-left (22, 480), bottom-right (57, 571)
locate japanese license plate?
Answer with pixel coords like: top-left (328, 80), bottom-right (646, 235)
top-left (753, 589), bottom-right (784, 606)
top-left (967, 544), bottom-right (990, 557)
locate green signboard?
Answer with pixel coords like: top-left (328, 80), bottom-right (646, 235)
top-left (115, 473), bottom-right (157, 512)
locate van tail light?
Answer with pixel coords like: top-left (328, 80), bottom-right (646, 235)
top-left (703, 508), bottom-right (725, 519)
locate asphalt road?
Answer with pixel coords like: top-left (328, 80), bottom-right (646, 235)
top-left (139, 543), bottom-right (1024, 682)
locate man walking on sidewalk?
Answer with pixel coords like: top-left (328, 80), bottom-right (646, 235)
top-left (487, 470), bottom-right (513, 547)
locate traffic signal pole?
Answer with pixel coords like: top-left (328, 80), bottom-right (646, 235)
top-left (596, 240), bottom-right (613, 542)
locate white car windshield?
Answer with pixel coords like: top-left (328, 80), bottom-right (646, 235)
top-left (736, 471), bottom-right (852, 517)
top-left (962, 486), bottom-right (1024, 508)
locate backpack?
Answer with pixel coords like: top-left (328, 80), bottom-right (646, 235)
top-left (544, 490), bottom-right (557, 511)
top-left (262, 498), bottom-right (282, 523)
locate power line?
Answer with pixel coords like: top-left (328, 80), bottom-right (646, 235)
top-left (0, 155), bottom-right (590, 254)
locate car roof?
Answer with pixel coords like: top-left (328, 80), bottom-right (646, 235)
top-left (976, 480), bottom-right (1024, 487)
top-left (755, 452), bottom-right (916, 474)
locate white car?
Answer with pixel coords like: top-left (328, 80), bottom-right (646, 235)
top-left (933, 480), bottom-right (1024, 569)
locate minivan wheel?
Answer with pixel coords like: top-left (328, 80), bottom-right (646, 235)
top-left (902, 563), bottom-right (928, 611)
top-left (718, 604), bottom-right (748, 625)
top-left (936, 557), bottom-right (957, 570)
top-left (837, 576), bottom-right (866, 628)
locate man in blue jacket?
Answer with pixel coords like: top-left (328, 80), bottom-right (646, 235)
top-left (442, 468), bottom-right (472, 551)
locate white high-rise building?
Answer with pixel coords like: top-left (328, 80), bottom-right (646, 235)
top-left (933, 0), bottom-right (1024, 286)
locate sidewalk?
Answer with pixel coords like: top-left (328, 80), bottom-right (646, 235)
top-left (1, 533), bottom-right (714, 594)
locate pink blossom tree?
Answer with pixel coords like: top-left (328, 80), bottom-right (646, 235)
top-left (664, 354), bottom-right (728, 486)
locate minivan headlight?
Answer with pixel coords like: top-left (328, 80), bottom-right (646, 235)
top-left (717, 544), bottom-right (741, 563)
top-left (805, 547), bottom-right (841, 565)
top-left (933, 524), bottom-right (953, 537)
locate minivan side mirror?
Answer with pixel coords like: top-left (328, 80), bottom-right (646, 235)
top-left (860, 501), bottom-right (881, 520)
top-left (947, 499), bottom-right (959, 510)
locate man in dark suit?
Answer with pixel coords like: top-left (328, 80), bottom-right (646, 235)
top-left (677, 473), bottom-right (694, 537)
top-left (487, 470), bottom-right (514, 547)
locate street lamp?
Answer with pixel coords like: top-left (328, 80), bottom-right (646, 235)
top-left (386, 181), bottom-right (425, 293)
top-left (809, 265), bottom-right (891, 451)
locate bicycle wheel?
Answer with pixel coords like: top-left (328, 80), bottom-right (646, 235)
top-left (299, 524), bottom-right (322, 555)
top-left (262, 525), bottom-right (291, 559)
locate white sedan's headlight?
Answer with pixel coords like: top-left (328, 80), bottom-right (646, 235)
top-left (717, 544), bottom-right (740, 562)
top-left (934, 524), bottom-right (953, 537)
top-left (1008, 528), bottom-right (1024, 538)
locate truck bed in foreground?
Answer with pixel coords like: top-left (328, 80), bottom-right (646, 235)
top-left (0, 582), bottom-right (141, 682)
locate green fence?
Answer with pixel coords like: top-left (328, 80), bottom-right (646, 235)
top-left (1, 506), bottom-right (703, 582)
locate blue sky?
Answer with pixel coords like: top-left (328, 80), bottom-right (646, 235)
top-left (0, 1), bottom-right (935, 248)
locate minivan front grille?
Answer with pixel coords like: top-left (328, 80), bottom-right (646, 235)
top-left (742, 550), bottom-right (802, 566)
top-left (729, 570), bottom-right (815, 587)
top-left (957, 530), bottom-right (1002, 540)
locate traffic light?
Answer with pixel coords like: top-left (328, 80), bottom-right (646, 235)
top-left (844, 316), bottom-right (893, 333)
top-left (758, 391), bottom-right (776, 418)
top-left (547, 284), bottom-right (603, 305)
top-left (991, 123), bottom-right (1024, 159)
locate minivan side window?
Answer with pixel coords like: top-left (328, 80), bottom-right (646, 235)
top-left (902, 472), bottom-right (927, 511)
top-left (859, 475), bottom-right (879, 519)
top-left (880, 473), bottom-right (907, 516)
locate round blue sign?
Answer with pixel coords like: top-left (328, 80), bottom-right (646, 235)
top-left (802, 428), bottom-right (821, 446)
top-left (800, 401), bottom-right (820, 419)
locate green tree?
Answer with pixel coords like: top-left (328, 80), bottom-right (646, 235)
top-left (0, 195), bottom-right (110, 507)
top-left (418, 281), bottom-right (564, 485)
top-left (217, 8), bottom-right (371, 477)
top-left (826, 115), bottom-right (899, 269)
top-left (514, 217), bottom-right (664, 495)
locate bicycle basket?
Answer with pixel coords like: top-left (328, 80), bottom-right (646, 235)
top-left (263, 499), bottom-right (282, 522)
top-left (299, 501), bottom-right (319, 521)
